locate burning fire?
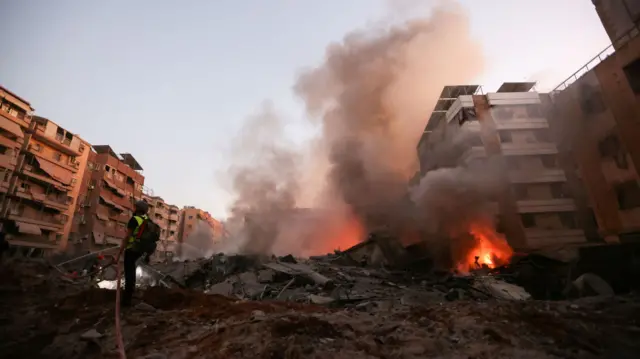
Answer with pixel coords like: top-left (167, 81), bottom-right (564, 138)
top-left (317, 216), bottom-right (364, 254)
top-left (456, 223), bottom-right (513, 273)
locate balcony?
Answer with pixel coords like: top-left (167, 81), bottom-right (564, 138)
top-left (493, 118), bottom-right (549, 131)
top-left (21, 164), bottom-right (71, 192)
top-left (516, 198), bottom-right (577, 213)
top-left (524, 229), bottom-right (587, 249)
top-left (8, 212), bottom-right (66, 231)
top-left (501, 143), bottom-right (558, 156)
top-left (508, 169), bottom-right (567, 184)
top-left (169, 213), bottom-right (179, 221)
top-left (0, 153), bottom-right (17, 169)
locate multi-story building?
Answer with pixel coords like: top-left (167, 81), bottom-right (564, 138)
top-left (71, 145), bottom-right (144, 252)
top-left (417, 83), bottom-right (586, 250)
top-left (177, 206), bottom-right (224, 243)
top-left (593, 0), bottom-right (640, 49)
top-left (546, 7), bottom-right (640, 244)
top-left (142, 194), bottom-right (170, 240)
top-left (1, 86), bottom-right (90, 257)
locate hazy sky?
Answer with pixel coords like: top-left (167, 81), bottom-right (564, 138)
top-left (0, 0), bottom-right (610, 218)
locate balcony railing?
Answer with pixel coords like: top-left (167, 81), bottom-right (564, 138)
top-left (553, 22), bottom-right (640, 92)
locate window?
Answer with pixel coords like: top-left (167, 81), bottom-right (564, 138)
top-left (71, 178), bottom-right (77, 185)
top-left (525, 104), bottom-right (543, 117)
top-left (79, 144), bottom-right (85, 153)
top-left (55, 128), bottom-right (64, 142)
top-left (578, 84), bottom-right (606, 115)
top-left (2, 170), bottom-right (10, 182)
top-left (533, 129), bottom-right (551, 142)
top-left (599, 134), bottom-right (628, 169)
top-left (512, 185), bottom-right (528, 200)
top-left (187, 224), bottom-right (193, 229)
top-left (20, 182), bottom-right (30, 191)
top-left (615, 180), bottom-right (640, 210)
top-left (623, 58), bottom-right (640, 94)
top-left (32, 143), bottom-right (42, 152)
top-left (499, 131), bottom-right (512, 143)
top-left (540, 155), bottom-right (557, 168)
top-left (520, 214), bottom-right (535, 228)
top-left (53, 152), bottom-right (62, 162)
top-left (550, 183), bottom-right (568, 198)
top-left (493, 106), bottom-right (515, 120)
top-left (559, 212), bottom-right (577, 229)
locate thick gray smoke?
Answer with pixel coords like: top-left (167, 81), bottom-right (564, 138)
top-left (227, 102), bottom-right (302, 255)
top-left (294, 3), bottom-right (484, 232)
top-left (227, 2), bottom-right (491, 257)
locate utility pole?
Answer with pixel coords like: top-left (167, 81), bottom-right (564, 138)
top-left (0, 117), bottom-right (37, 224)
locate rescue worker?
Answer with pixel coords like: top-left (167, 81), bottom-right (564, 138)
top-left (116, 200), bottom-right (150, 307)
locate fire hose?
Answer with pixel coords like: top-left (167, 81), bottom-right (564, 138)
top-left (114, 258), bottom-right (127, 359)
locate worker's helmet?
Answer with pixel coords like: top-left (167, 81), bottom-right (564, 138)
top-left (134, 200), bottom-right (149, 214)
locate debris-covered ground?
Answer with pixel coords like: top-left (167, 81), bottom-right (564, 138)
top-left (2, 255), bottom-right (640, 359)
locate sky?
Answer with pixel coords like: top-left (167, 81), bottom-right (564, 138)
top-left (0, 0), bottom-right (611, 219)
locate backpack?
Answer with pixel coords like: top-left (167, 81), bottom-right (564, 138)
top-left (133, 217), bottom-right (161, 255)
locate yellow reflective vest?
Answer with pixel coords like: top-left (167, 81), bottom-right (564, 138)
top-left (126, 215), bottom-right (148, 249)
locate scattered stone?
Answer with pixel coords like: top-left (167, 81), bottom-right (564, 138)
top-left (142, 353), bottom-right (168, 359)
top-left (206, 281), bottom-right (233, 296)
top-left (135, 302), bottom-right (156, 312)
top-left (309, 295), bottom-right (335, 305)
top-left (257, 269), bottom-right (275, 283)
top-left (80, 329), bottom-right (103, 340)
top-left (473, 277), bottom-right (531, 301)
top-left (251, 310), bottom-right (266, 321)
top-left (280, 254), bottom-right (297, 264)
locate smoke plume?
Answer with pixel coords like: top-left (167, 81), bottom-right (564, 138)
top-left (294, 3), bottom-right (484, 230)
top-left (227, 2), bottom-right (489, 257)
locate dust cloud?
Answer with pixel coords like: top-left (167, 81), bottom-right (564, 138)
top-left (226, 1), bottom-right (489, 257)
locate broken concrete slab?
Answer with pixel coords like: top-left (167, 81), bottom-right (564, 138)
top-left (80, 329), bottom-right (103, 340)
top-left (206, 281), bottom-right (234, 296)
top-left (473, 277), bottom-right (531, 301)
top-left (309, 294), bottom-right (335, 305)
top-left (257, 269), bottom-right (275, 283)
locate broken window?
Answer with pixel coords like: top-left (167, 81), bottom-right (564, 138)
top-left (525, 104), bottom-right (543, 118)
top-left (499, 131), bottom-right (512, 143)
top-left (55, 128), bottom-right (64, 142)
top-left (598, 134), bottom-right (629, 169)
top-left (578, 83), bottom-right (606, 115)
top-left (63, 132), bottom-right (72, 145)
top-left (492, 106), bottom-right (516, 120)
top-left (512, 185), bottom-right (528, 200)
top-left (623, 57), bottom-right (640, 94)
top-left (53, 152), bottom-right (62, 162)
top-left (559, 212), bottom-right (577, 229)
top-left (540, 155), bottom-right (557, 168)
top-left (550, 183), bottom-right (569, 198)
top-left (520, 214), bottom-right (535, 228)
top-left (533, 129), bottom-right (551, 142)
top-left (615, 180), bottom-right (640, 210)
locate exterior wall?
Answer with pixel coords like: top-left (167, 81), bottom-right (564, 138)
top-left (593, 0), bottom-right (640, 48)
top-left (0, 87), bottom-right (94, 254)
top-left (178, 206), bottom-right (224, 244)
top-left (418, 88), bottom-right (586, 251)
top-left (548, 33), bottom-right (640, 243)
top-left (73, 147), bottom-right (145, 252)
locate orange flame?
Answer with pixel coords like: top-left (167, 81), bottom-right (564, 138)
top-left (456, 223), bottom-right (513, 273)
top-left (311, 215), bottom-right (364, 255)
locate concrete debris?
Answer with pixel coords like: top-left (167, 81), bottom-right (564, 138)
top-left (134, 302), bottom-right (157, 312)
top-left (570, 273), bottom-right (615, 298)
top-left (2, 257), bottom-right (640, 358)
top-left (80, 329), bottom-right (103, 340)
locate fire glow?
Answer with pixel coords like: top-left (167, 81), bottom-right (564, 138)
top-left (456, 224), bottom-right (513, 273)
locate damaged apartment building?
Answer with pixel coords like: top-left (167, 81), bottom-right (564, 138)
top-left (417, 83), bottom-right (587, 250)
top-left (416, 0), bottom-right (640, 251)
top-left (71, 145), bottom-right (145, 252)
top-left (141, 194), bottom-right (181, 259)
top-left (545, 0), bottom-right (640, 244)
top-left (0, 86), bottom-right (90, 257)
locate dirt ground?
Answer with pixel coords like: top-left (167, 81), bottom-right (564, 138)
top-left (1, 259), bottom-right (640, 359)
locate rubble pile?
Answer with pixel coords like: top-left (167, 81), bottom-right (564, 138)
top-left (1, 244), bottom-right (640, 359)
